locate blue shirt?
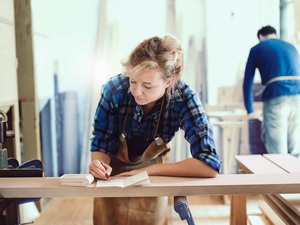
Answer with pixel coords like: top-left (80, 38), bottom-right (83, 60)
top-left (91, 74), bottom-right (221, 172)
top-left (243, 39), bottom-right (300, 113)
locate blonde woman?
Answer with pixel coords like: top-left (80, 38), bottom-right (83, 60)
top-left (89, 35), bottom-right (221, 225)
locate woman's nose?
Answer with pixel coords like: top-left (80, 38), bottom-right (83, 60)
top-left (133, 85), bottom-right (142, 95)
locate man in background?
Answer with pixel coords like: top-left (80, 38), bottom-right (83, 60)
top-left (243, 25), bottom-right (300, 158)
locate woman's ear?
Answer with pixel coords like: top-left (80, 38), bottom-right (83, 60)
top-left (165, 76), bottom-right (175, 88)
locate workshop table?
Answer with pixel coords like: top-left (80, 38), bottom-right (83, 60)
top-left (1, 173), bottom-right (300, 224)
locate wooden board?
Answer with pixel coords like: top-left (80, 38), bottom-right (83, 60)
top-left (248, 215), bottom-right (267, 225)
top-left (1, 173), bottom-right (300, 198)
top-left (260, 201), bottom-right (285, 225)
top-left (270, 195), bottom-right (300, 219)
top-left (263, 195), bottom-right (298, 225)
top-left (263, 154), bottom-right (300, 173)
top-left (235, 155), bottom-right (287, 174)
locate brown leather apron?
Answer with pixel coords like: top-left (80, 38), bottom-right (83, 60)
top-left (93, 97), bottom-right (170, 225)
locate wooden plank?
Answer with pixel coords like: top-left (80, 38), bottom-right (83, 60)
top-left (1, 173), bottom-right (300, 198)
top-left (280, 194), bottom-right (300, 203)
top-left (263, 195), bottom-right (298, 225)
top-left (235, 155), bottom-right (287, 174)
top-left (260, 201), bottom-right (285, 225)
top-left (275, 194), bottom-right (300, 218)
top-left (248, 215), bottom-right (267, 225)
top-left (263, 154), bottom-right (300, 173)
top-left (20, 101), bottom-right (41, 162)
top-left (14, 0), bottom-right (41, 163)
top-left (263, 195), bottom-right (295, 224)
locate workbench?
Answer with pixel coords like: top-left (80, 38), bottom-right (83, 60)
top-left (1, 174), bottom-right (300, 198)
top-left (1, 173), bottom-right (300, 224)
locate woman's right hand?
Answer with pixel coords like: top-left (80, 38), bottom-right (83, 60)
top-left (89, 159), bottom-right (112, 180)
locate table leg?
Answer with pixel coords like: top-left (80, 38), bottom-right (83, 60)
top-left (230, 195), bottom-right (247, 225)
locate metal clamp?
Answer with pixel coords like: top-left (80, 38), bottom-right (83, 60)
top-left (174, 196), bottom-right (196, 225)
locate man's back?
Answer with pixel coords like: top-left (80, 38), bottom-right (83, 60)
top-left (244, 38), bottom-right (300, 112)
top-left (243, 25), bottom-right (300, 158)
top-left (252, 39), bottom-right (300, 83)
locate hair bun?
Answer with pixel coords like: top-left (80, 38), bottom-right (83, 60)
top-left (149, 37), bottom-right (160, 50)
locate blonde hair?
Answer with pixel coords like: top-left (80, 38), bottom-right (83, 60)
top-left (122, 35), bottom-right (184, 83)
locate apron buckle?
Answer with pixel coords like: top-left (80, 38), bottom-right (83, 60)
top-left (153, 135), bottom-right (163, 146)
top-left (120, 132), bottom-right (127, 142)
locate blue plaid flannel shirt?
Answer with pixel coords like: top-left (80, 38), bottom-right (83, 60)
top-left (91, 74), bottom-right (221, 172)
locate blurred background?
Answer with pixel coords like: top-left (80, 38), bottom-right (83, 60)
top-left (1, 0), bottom-right (300, 177)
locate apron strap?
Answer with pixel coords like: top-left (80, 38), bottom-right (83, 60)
top-left (121, 100), bottom-right (132, 138)
top-left (121, 95), bottom-right (166, 139)
top-left (255, 75), bottom-right (300, 97)
top-left (154, 95), bottom-right (165, 136)
top-left (115, 94), bottom-right (169, 165)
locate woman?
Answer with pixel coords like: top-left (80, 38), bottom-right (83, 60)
top-left (89, 35), bottom-right (221, 225)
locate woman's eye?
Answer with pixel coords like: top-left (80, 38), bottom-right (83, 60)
top-left (144, 86), bottom-right (152, 90)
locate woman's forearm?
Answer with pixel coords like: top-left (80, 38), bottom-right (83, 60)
top-left (91, 151), bottom-right (111, 164)
top-left (148, 158), bottom-right (218, 178)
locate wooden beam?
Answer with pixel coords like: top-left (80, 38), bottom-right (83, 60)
top-left (14, 0), bottom-right (41, 162)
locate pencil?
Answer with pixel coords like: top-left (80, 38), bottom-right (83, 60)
top-left (100, 162), bottom-right (110, 180)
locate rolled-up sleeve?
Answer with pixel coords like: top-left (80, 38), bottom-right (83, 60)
top-left (180, 92), bottom-right (222, 172)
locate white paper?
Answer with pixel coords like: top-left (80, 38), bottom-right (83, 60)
top-left (96, 171), bottom-right (150, 188)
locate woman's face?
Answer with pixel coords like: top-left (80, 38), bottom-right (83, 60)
top-left (129, 69), bottom-right (173, 106)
